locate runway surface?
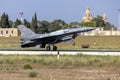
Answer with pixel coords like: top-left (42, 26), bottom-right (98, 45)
top-left (0, 49), bottom-right (120, 56)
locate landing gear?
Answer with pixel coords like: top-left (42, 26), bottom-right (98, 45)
top-left (53, 46), bottom-right (57, 51)
top-left (72, 39), bottom-right (75, 46)
top-left (72, 42), bottom-right (75, 46)
top-left (46, 45), bottom-right (57, 51)
top-left (46, 46), bottom-right (51, 51)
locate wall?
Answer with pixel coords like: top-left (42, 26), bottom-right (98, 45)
top-left (0, 28), bottom-right (18, 37)
top-left (83, 28), bottom-right (120, 36)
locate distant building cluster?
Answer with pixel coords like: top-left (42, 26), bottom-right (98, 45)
top-left (82, 7), bottom-right (108, 23)
top-left (82, 8), bottom-right (120, 36)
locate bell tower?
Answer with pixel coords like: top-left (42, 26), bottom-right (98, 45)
top-left (103, 13), bottom-right (108, 23)
top-left (82, 8), bottom-right (93, 22)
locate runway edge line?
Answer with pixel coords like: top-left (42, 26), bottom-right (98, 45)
top-left (0, 51), bottom-right (120, 56)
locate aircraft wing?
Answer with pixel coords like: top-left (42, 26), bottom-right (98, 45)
top-left (30, 27), bottom-right (96, 42)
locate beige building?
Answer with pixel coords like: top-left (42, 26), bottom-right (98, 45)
top-left (103, 13), bottom-right (108, 23)
top-left (82, 7), bottom-right (94, 22)
top-left (82, 8), bottom-right (108, 24)
top-left (0, 28), bottom-right (19, 37)
top-left (82, 28), bottom-right (120, 36)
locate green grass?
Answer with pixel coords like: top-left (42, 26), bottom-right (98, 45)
top-left (0, 66), bottom-right (18, 70)
top-left (29, 71), bottom-right (38, 78)
top-left (0, 54), bottom-right (119, 80)
top-left (0, 54), bottom-right (119, 68)
top-left (23, 63), bottom-right (33, 69)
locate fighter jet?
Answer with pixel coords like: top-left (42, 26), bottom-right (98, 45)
top-left (17, 25), bottom-right (96, 51)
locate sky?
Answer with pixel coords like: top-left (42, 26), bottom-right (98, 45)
top-left (0, 0), bottom-right (120, 28)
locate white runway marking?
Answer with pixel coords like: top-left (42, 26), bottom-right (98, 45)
top-left (0, 50), bottom-right (120, 56)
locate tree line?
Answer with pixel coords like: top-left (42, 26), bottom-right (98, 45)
top-left (0, 12), bottom-right (117, 34)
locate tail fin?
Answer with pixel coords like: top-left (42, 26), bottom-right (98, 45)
top-left (17, 25), bottom-right (36, 38)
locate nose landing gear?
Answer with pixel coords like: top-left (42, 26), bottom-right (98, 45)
top-left (46, 45), bottom-right (57, 51)
top-left (46, 46), bottom-right (51, 51)
top-left (53, 46), bottom-right (57, 51)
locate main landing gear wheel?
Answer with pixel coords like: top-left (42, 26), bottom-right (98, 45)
top-left (53, 46), bottom-right (57, 51)
top-left (46, 45), bottom-right (57, 51)
top-left (46, 46), bottom-right (51, 51)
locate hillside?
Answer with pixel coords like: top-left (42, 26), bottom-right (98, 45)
top-left (57, 36), bottom-right (120, 50)
top-left (0, 36), bottom-right (120, 49)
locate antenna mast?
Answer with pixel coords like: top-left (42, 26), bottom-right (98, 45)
top-left (19, 11), bottom-right (24, 24)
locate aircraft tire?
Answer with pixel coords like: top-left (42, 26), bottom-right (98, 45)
top-left (46, 46), bottom-right (51, 51)
top-left (53, 46), bottom-right (57, 51)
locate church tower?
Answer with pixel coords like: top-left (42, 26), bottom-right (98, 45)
top-left (82, 8), bottom-right (93, 22)
top-left (103, 13), bottom-right (108, 23)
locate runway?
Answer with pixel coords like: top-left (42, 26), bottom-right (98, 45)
top-left (0, 49), bottom-right (120, 56)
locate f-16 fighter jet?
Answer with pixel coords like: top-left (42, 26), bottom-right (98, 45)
top-left (18, 25), bottom-right (96, 51)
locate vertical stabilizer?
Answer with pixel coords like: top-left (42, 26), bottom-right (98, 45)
top-left (17, 25), bottom-right (36, 37)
